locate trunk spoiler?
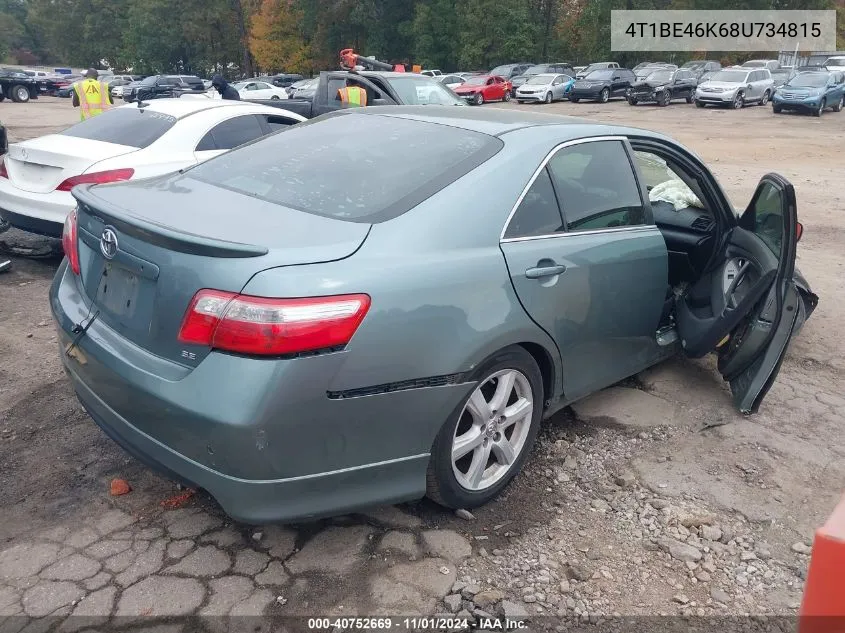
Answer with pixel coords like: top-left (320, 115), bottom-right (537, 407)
top-left (73, 185), bottom-right (268, 258)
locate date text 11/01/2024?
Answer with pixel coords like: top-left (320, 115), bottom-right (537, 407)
top-left (306, 618), bottom-right (528, 630)
top-left (623, 21), bottom-right (822, 38)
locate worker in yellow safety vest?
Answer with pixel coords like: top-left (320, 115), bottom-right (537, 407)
top-left (72, 68), bottom-right (113, 120)
top-left (337, 84), bottom-right (368, 107)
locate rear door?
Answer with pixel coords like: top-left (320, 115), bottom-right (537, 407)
top-left (675, 174), bottom-right (803, 413)
top-left (500, 138), bottom-right (668, 402)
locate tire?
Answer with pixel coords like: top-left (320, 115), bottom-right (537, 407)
top-left (685, 94), bottom-right (693, 104)
top-left (759, 90), bottom-right (770, 106)
top-left (503, 91), bottom-right (511, 102)
top-left (732, 92), bottom-right (744, 109)
top-left (426, 345), bottom-right (543, 509)
top-left (627, 97), bottom-right (638, 106)
top-left (516, 100), bottom-right (526, 104)
top-left (772, 104), bottom-right (782, 113)
top-left (0, 94), bottom-right (5, 102)
top-left (543, 92), bottom-right (552, 104)
top-left (813, 99), bottom-right (824, 117)
top-left (657, 91), bottom-right (669, 107)
top-left (270, 95), bottom-right (280, 100)
top-left (695, 100), bottom-right (705, 108)
top-left (474, 92), bottom-right (483, 106)
top-left (11, 84), bottom-right (30, 103)
top-left (599, 87), bottom-right (610, 103)
top-left (570, 97), bottom-right (580, 103)
top-left (834, 95), bottom-right (843, 113)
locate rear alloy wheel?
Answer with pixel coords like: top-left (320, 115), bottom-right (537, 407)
top-left (599, 87), bottom-right (610, 103)
top-left (270, 95), bottom-right (280, 100)
top-left (759, 90), bottom-right (770, 106)
top-left (503, 91), bottom-right (511, 102)
top-left (657, 91), bottom-right (670, 107)
top-left (834, 95), bottom-right (843, 113)
top-left (426, 346), bottom-right (543, 509)
top-left (732, 92), bottom-right (744, 109)
top-left (544, 91), bottom-right (552, 104)
top-left (11, 84), bottom-right (30, 103)
top-left (474, 92), bottom-right (484, 106)
top-left (686, 94), bottom-right (694, 104)
top-left (814, 99), bottom-right (825, 117)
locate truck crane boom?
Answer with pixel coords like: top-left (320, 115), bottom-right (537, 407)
top-left (339, 49), bottom-right (404, 72)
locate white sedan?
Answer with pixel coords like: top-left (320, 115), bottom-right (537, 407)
top-left (0, 99), bottom-right (305, 238)
top-left (232, 80), bottom-right (289, 100)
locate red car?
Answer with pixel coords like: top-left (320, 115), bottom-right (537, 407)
top-left (453, 74), bottom-right (512, 105)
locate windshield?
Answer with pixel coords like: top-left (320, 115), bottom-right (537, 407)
top-left (682, 61), bottom-right (704, 69)
top-left (189, 114), bottom-right (502, 223)
top-left (385, 76), bottom-right (464, 105)
top-left (60, 107), bottom-right (177, 149)
top-left (583, 64), bottom-right (605, 73)
top-left (743, 61), bottom-right (765, 67)
top-left (709, 70), bottom-right (748, 83)
top-left (585, 70), bottom-right (613, 80)
top-left (489, 65), bottom-right (515, 76)
top-left (524, 65), bottom-right (550, 75)
top-left (464, 76), bottom-right (489, 85)
top-left (525, 75), bottom-right (553, 85)
top-left (647, 70), bottom-right (673, 82)
top-left (826, 58), bottom-right (845, 67)
top-left (140, 76), bottom-right (158, 86)
top-left (786, 73), bottom-right (829, 88)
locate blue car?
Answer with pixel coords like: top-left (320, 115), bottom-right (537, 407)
top-left (772, 71), bottom-right (845, 116)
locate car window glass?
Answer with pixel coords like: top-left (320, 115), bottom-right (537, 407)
top-left (60, 108), bottom-right (177, 149)
top-left (503, 168), bottom-right (564, 239)
top-left (547, 141), bottom-right (646, 231)
top-left (260, 114), bottom-right (298, 132)
top-left (190, 113), bottom-right (502, 223)
top-left (747, 181), bottom-right (785, 259)
top-left (633, 150), bottom-right (706, 212)
top-left (196, 115), bottom-right (265, 151)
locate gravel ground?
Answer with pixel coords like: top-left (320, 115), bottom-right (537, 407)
top-left (0, 96), bottom-right (842, 625)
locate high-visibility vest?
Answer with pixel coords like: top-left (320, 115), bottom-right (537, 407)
top-left (338, 86), bottom-right (367, 107)
top-left (74, 79), bottom-right (111, 120)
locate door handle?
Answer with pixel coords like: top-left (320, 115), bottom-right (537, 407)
top-left (525, 263), bottom-right (566, 279)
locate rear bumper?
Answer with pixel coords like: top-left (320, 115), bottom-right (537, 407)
top-left (50, 262), bottom-right (472, 523)
top-left (0, 182), bottom-right (74, 237)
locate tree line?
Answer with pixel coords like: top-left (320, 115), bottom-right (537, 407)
top-left (1, 0), bottom-right (842, 77)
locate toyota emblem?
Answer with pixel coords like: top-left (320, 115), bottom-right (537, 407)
top-left (100, 227), bottom-right (118, 259)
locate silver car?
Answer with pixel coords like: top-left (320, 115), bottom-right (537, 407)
top-left (514, 73), bottom-right (573, 103)
top-left (695, 67), bottom-right (774, 108)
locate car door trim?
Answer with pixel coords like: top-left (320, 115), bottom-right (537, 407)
top-left (500, 135), bottom-right (645, 242)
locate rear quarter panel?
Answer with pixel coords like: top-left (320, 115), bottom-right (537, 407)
top-left (240, 129), bottom-right (585, 399)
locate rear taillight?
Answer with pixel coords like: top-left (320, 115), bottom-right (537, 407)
top-left (56, 168), bottom-right (134, 192)
top-left (62, 208), bottom-right (80, 275)
top-left (178, 290), bottom-right (371, 356)
top-left (0, 158), bottom-right (8, 179)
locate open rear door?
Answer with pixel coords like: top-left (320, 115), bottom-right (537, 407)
top-left (676, 174), bottom-right (802, 414)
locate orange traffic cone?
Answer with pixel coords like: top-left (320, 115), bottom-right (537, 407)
top-left (799, 493), bottom-right (845, 633)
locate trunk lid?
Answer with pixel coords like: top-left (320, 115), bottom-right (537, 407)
top-left (5, 136), bottom-right (138, 193)
top-left (72, 174), bottom-right (371, 367)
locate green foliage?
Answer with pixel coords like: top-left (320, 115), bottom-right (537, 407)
top-left (1, 0), bottom-right (839, 74)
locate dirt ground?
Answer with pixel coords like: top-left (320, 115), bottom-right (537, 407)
top-left (0, 96), bottom-right (843, 624)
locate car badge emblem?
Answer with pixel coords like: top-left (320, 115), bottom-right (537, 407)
top-left (100, 227), bottom-right (118, 260)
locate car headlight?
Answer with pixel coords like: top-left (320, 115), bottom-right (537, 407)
top-left (655, 85), bottom-right (667, 91)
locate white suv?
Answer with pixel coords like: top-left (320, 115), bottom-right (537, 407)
top-left (695, 67), bottom-right (774, 109)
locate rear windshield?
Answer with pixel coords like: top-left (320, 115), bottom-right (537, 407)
top-left (60, 107), bottom-right (177, 148)
top-left (189, 113), bottom-right (503, 223)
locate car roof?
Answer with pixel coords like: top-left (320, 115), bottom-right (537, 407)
top-left (351, 105), bottom-right (651, 139)
top-left (115, 99), bottom-right (264, 119)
